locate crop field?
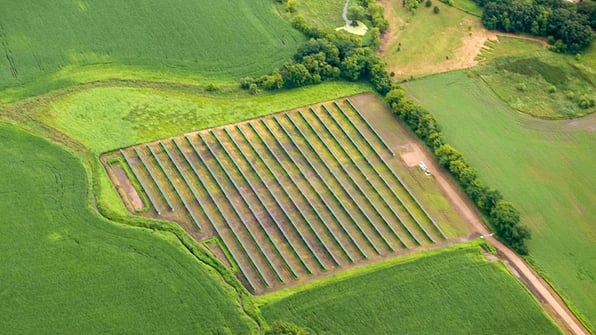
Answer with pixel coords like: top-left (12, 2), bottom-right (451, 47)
top-left (0, 0), bottom-right (304, 101)
top-left (0, 123), bottom-right (254, 334)
top-left (405, 71), bottom-right (596, 330)
top-left (260, 242), bottom-right (561, 335)
top-left (103, 97), bottom-right (464, 294)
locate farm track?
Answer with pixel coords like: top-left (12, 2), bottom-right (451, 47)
top-left (108, 99), bottom-right (452, 294)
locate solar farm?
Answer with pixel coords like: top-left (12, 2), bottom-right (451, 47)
top-left (103, 98), bottom-right (451, 294)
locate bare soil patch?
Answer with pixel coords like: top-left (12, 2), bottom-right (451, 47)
top-left (111, 163), bottom-right (144, 211)
top-left (207, 242), bottom-right (233, 269)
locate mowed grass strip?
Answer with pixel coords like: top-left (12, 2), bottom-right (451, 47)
top-left (404, 71), bottom-right (596, 330)
top-left (260, 242), bottom-right (562, 335)
top-left (0, 123), bottom-right (253, 334)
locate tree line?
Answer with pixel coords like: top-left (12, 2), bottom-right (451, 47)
top-left (476, 0), bottom-right (594, 53)
top-left (385, 88), bottom-right (531, 254)
top-left (245, 0), bottom-right (531, 254)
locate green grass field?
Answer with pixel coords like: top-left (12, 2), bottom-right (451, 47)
top-left (404, 71), bottom-right (596, 330)
top-left (475, 37), bottom-right (596, 118)
top-left (0, 0), bottom-right (304, 100)
top-left (382, 0), bottom-right (485, 80)
top-left (0, 123), bottom-right (254, 334)
top-left (38, 82), bottom-right (370, 154)
top-left (0, 1), bottom-right (580, 332)
top-left (260, 242), bottom-right (561, 334)
top-left (292, 0), bottom-right (345, 29)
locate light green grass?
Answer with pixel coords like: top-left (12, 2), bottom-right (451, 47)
top-left (0, 0), bottom-right (304, 100)
top-left (447, 0), bottom-right (483, 17)
top-left (41, 82), bottom-right (371, 154)
top-left (475, 37), bottom-right (596, 118)
top-left (383, 1), bottom-right (484, 79)
top-left (293, 0), bottom-right (346, 29)
top-left (0, 123), bottom-right (253, 334)
top-left (404, 71), bottom-right (596, 331)
top-left (335, 21), bottom-right (369, 36)
top-left (260, 242), bottom-right (561, 334)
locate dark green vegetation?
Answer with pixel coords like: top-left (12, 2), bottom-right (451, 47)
top-left (107, 98), bottom-right (457, 294)
top-left (0, 0), bottom-right (304, 101)
top-left (475, 37), bottom-right (595, 118)
top-left (475, 0), bottom-right (594, 53)
top-left (405, 71), bottom-right (596, 330)
top-left (246, 0), bottom-right (391, 94)
top-left (0, 123), bottom-right (254, 334)
top-left (260, 242), bottom-right (561, 335)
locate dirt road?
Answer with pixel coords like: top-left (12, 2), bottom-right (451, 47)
top-left (486, 236), bottom-right (589, 335)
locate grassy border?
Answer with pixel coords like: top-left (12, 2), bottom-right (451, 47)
top-left (256, 239), bottom-right (488, 306)
top-left (106, 157), bottom-right (150, 213)
top-left (204, 237), bottom-right (240, 273)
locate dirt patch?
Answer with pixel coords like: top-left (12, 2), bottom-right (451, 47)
top-left (483, 252), bottom-right (499, 262)
top-left (399, 143), bottom-right (426, 167)
top-left (377, 0), bottom-right (403, 58)
top-left (110, 163), bottom-right (144, 211)
top-left (554, 112), bottom-right (596, 132)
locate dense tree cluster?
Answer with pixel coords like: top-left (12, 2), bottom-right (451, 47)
top-left (242, 29), bottom-right (392, 94)
top-left (385, 87), bottom-right (531, 254)
top-left (476, 0), bottom-right (594, 53)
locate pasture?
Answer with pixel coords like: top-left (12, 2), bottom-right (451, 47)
top-left (0, 0), bottom-right (304, 101)
top-left (260, 242), bottom-right (561, 335)
top-left (404, 71), bottom-right (596, 330)
top-left (0, 123), bottom-right (253, 334)
top-left (381, 0), bottom-right (488, 79)
top-left (475, 37), bottom-right (596, 118)
top-left (103, 96), bottom-right (468, 294)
